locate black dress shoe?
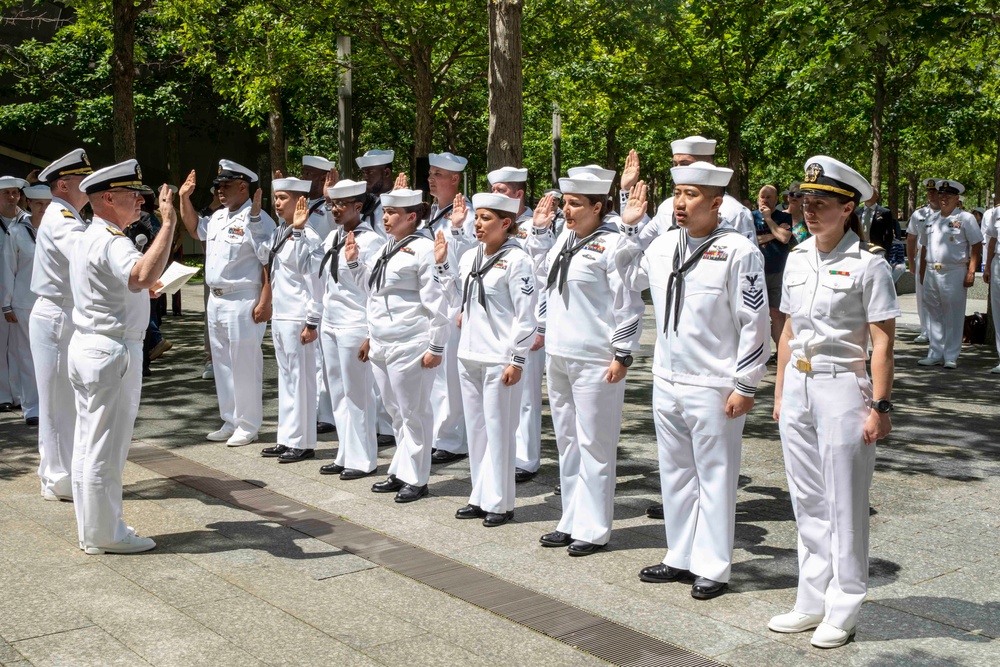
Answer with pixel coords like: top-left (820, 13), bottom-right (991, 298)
top-left (691, 577), bottom-right (728, 600)
top-left (278, 448), bottom-right (316, 463)
top-left (482, 511), bottom-right (513, 527)
top-left (646, 504), bottom-right (665, 520)
top-left (316, 421), bottom-right (336, 434)
top-left (431, 449), bottom-right (467, 463)
top-left (553, 484), bottom-right (561, 496)
top-left (567, 540), bottom-right (605, 557)
top-left (514, 468), bottom-right (537, 483)
top-left (340, 468), bottom-right (376, 480)
top-left (639, 563), bottom-right (688, 583)
top-left (261, 444), bottom-right (290, 458)
top-left (455, 504), bottom-right (486, 520)
top-left (377, 434), bottom-right (396, 447)
top-left (0, 402), bottom-right (13, 411)
top-left (319, 463), bottom-right (345, 475)
top-left (394, 483), bottom-right (428, 503)
top-left (371, 475), bottom-right (404, 493)
top-left (25, 417), bottom-right (39, 426)
top-left (539, 530), bottom-right (572, 547)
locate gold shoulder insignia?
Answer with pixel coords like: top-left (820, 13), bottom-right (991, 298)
top-left (106, 226), bottom-right (126, 237)
top-left (860, 242), bottom-right (885, 255)
top-left (61, 210), bottom-right (75, 218)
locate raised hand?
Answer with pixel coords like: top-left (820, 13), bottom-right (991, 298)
top-left (158, 183), bottom-right (175, 213)
top-left (251, 188), bottom-right (262, 217)
top-left (274, 169), bottom-right (284, 179)
top-left (393, 172), bottom-right (409, 190)
top-left (344, 231), bottom-right (358, 262)
top-left (324, 168), bottom-right (339, 196)
top-left (434, 230), bottom-right (449, 264)
top-left (532, 194), bottom-right (555, 229)
top-left (179, 170), bottom-right (197, 199)
top-left (451, 193), bottom-right (467, 229)
top-left (292, 196), bottom-right (309, 229)
top-left (621, 149), bottom-right (641, 192)
top-left (622, 180), bottom-right (648, 226)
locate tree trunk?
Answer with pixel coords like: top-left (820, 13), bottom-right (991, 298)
top-left (550, 103), bottom-right (561, 187)
top-left (486, 0), bottom-right (524, 169)
top-left (267, 87), bottom-right (286, 177)
top-left (906, 172), bottom-right (917, 220)
top-left (870, 45), bottom-right (887, 194)
top-left (110, 0), bottom-right (136, 160)
top-left (726, 110), bottom-right (745, 201)
top-left (412, 44), bottom-right (434, 158)
top-left (166, 124), bottom-right (181, 187)
top-left (994, 122), bottom-right (1000, 205)
top-left (886, 132), bottom-right (899, 216)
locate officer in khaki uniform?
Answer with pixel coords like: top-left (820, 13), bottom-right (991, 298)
top-left (69, 160), bottom-right (177, 554)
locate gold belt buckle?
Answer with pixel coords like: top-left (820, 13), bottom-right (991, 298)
top-left (211, 288), bottom-right (223, 297)
top-left (933, 263), bottom-right (942, 270)
top-left (795, 359), bottom-right (812, 372)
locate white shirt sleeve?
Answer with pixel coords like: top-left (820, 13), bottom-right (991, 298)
top-left (106, 234), bottom-right (143, 290)
top-left (863, 256), bottom-right (902, 323)
top-left (505, 254), bottom-right (538, 366)
top-left (729, 247), bottom-right (769, 396)
top-left (607, 237), bottom-right (644, 354)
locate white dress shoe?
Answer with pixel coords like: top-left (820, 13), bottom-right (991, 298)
top-left (914, 333), bottom-right (929, 344)
top-left (84, 533), bottom-right (156, 555)
top-left (207, 427), bottom-right (235, 442)
top-left (943, 360), bottom-right (958, 369)
top-left (767, 610), bottom-right (824, 633)
top-left (811, 622), bottom-right (856, 648)
top-left (990, 364), bottom-right (1000, 374)
top-left (917, 357), bottom-right (943, 366)
top-left (226, 432), bottom-right (259, 447)
top-left (41, 491), bottom-right (73, 502)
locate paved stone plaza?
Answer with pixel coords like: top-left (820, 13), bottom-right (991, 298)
top-left (1, 283), bottom-right (998, 666)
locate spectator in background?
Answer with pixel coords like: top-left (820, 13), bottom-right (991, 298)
top-left (857, 191), bottom-right (899, 253)
top-left (754, 185), bottom-right (792, 349)
top-left (127, 195), bottom-right (172, 377)
top-left (786, 182), bottom-right (809, 245)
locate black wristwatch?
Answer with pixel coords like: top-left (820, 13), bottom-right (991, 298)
top-left (614, 352), bottom-right (633, 368)
top-left (871, 399), bottom-right (893, 413)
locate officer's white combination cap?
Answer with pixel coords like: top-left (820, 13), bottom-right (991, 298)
top-left (471, 192), bottom-right (519, 215)
top-left (799, 155), bottom-right (872, 203)
top-left (79, 159), bottom-right (152, 195)
top-left (272, 177), bottom-right (311, 194)
top-left (23, 185), bottom-right (52, 200)
top-left (922, 177), bottom-right (940, 188)
top-left (0, 176), bottom-right (29, 190)
top-left (38, 148), bottom-right (93, 184)
top-left (566, 164), bottom-right (615, 181)
top-left (937, 179), bottom-right (965, 195)
top-left (559, 173), bottom-right (613, 196)
top-left (302, 156), bottom-right (335, 172)
top-left (671, 135), bottom-right (717, 156)
top-left (670, 162), bottom-right (733, 188)
top-left (428, 152), bottom-right (468, 172)
top-left (215, 159), bottom-right (257, 184)
top-left (356, 149), bottom-right (394, 169)
top-left (327, 179), bottom-right (367, 199)
top-left (380, 188), bottom-right (423, 207)
top-left (487, 166), bottom-right (528, 185)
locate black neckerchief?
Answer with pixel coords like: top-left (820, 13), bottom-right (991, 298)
top-left (360, 193), bottom-right (379, 227)
top-left (663, 226), bottom-right (735, 333)
top-left (462, 239), bottom-right (521, 312)
top-left (266, 223), bottom-right (295, 277)
top-left (546, 223), bottom-right (618, 294)
top-left (427, 202), bottom-right (454, 229)
top-left (308, 199), bottom-right (326, 216)
top-left (18, 216), bottom-right (36, 243)
top-left (368, 228), bottom-right (433, 291)
top-left (320, 227), bottom-right (366, 283)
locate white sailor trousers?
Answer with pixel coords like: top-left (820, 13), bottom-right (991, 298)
top-left (272, 319), bottom-right (317, 450)
top-left (431, 320), bottom-right (467, 454)
top-left (11, 307), bottom-right (38, 419)
top-left (547, 354), bottom-right (625, 545)
top-left (371, 341), bottom-right (436, 487)
top-left (779, 364), bottom-right (876, 630)
top-left (922, 265), bottom-right (966, 362)
top-left (914, 242), bottom-right (928, 336)
top-left (29, 297), bottom-right (76, 498)
top-left (207, 290), bottom-right (265, 438)
top-left (0, 311), bottom-right (20, 405)
top-left (515, 346), bottom-right (544, 473)
top-left (322, 324), bottom-right (377, 472)
top-left (68, 331), bottom-right (142, 549)
top-left (653, 377), bottom-right (745, 583)
top-left (459, 359), bottom-right (522, 514)
top-left (316, 341), bottom-right (335, 425)
top-left (990, 256), bottom-right (1000, 358)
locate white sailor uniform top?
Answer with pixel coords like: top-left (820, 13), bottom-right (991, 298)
top-left (268, 222), bottom-right (322, 326)
top-left (618, 226), bottom-right (769, 395)
top-left (1, 214), bottom-right (38, 314)
top-left (196, 200), bottom-right (276, 292)
top-left (918, 210), bottom-right (984, 269)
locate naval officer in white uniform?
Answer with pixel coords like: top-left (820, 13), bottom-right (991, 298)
top-left (179, 161), bottom-right (276, 446)
top-left (69, 160), bottom-right (177, 555)
top-left (29, 149), bottom-right (93, 501)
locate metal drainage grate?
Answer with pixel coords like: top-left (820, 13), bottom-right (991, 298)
top-left (129, 444), bottom-right (725, 667)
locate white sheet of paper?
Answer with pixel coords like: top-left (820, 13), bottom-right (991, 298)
top-left (156, 262), bottom-right (200, 295)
